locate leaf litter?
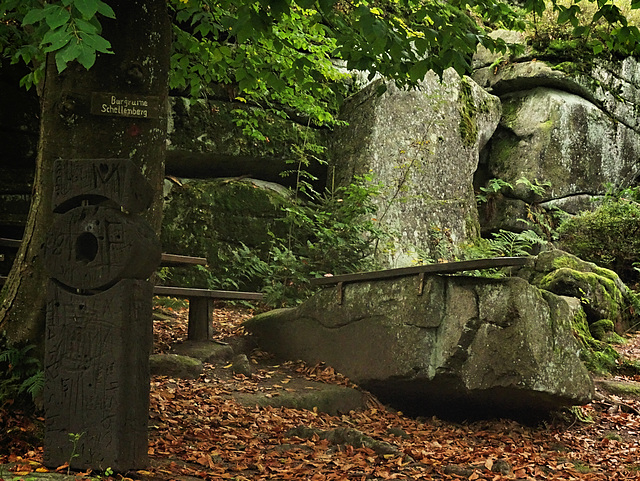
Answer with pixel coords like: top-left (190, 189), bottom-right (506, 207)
top-left (2, 301), bottom-right (640, 479)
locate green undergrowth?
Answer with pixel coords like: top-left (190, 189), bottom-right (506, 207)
top-left (557, 188), bottom-right (640, 287)
top-left (0, 337), bottom-right (43, 409)
top-left (161, 175), bottom-right (391, 307)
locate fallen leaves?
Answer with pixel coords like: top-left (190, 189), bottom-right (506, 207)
top-left (4, 304), bottom-right (640, 479)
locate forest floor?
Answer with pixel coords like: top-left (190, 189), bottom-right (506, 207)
top-left (3, 302), bottom-right (640, 480)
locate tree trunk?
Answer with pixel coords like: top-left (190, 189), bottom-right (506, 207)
top-left (0, 0), bottom-right (170, 346)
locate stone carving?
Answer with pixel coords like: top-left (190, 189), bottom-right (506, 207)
top-left (43, 158), bottom-right (159, 471)
top-left (52, 158), bottom-right (153, 214)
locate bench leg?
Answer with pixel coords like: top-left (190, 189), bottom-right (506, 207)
top-left (188, 297), bottom-right (213, 341)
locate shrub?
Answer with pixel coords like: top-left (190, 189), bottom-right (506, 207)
top-left (161, 175), bottom-right (391, 307)
top-left (557, 194), bottom-right (640, 285)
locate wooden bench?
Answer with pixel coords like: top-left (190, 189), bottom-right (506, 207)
top-left (1, 248), bottom-right (263, 340)
top-left (153, 286), bottom-right (263, 341)
top-left (155, 254), bottom-right (264, 341)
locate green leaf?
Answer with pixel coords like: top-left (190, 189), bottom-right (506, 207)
top-left (82, 32), bottom-right (111, 53)
top-left (75, 18), bottom-right (98, 35)
top-left (55, 41), bottom-right (82, 72)
top-left (42, 26), bottom-right (72, 52)
top-left (44, 5), bottom-right (71, 29)
top-left (592, 41), bottom-right (604, 55)
top-left (74, 0), bottom-right (99, 19)
top-left (76, 43), bottom-right (96, 69)
top-left (22, 8), bottom-right (47, 26)
top-left (408, 60), bottom-right (430, 83)
top-left (95, 0), bottom-right (115, 19)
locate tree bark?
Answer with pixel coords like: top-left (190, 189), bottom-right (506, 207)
top-left (0, 0), bottom-right (170, 346)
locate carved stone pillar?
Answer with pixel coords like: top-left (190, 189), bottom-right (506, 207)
top-left (43, 159), bottom-right (160, 471)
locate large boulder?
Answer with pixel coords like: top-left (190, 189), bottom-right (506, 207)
top-left (472, 31), bottom-right (640, 235)
top-left (161, 177), bottom-right (290, 290)
top-left (483, 86), bottom-right (640, 202)
top-left (328, 69), bottom-right (501, 267)
top-left (244, 274), bottom-right (594, 417)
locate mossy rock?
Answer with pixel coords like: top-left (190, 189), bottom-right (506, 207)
top-left (149, 354), bottom-right (203, 379)
top-left (160, 178), bottom-right (291, 290)
top-left (518, 249), bottom-right (640, 333)
top-left (589, 319), bottom-right (615, 341)
top-left (597, 380), bottom-right (640, 398)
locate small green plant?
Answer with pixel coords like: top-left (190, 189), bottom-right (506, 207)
top-left (486, 229), bottom-right (546, 257)
top-left (515, 176), bottom-right (551, 200)
top-left (67, 431), bottom-right (85, 474)
top-left (476, 177), bottom-right (513, 204)
top-left (568, 406), bottom-right (594, 424)
top-left (0, 339), bottom-right (44, 407)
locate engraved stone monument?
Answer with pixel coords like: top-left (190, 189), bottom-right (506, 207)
top-left (43, 159), bottom-right (160, 471)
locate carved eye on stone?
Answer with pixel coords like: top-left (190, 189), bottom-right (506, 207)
top-left (75, 232), bottom-right (99, 264)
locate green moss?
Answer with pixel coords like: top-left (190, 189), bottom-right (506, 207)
top-left (500, 101), bottom-right (520, 128)
top-left (571, 309), bottom-right (619, 374)
top-left (551, 255), bottom-right (583, 271)
top-left (458, 77), bottom-right (477, 147)
top-left (600, 380), bottom-right (640, 397)
top-left (550, 61), bottom-right (575, 72)
top-left (589, 319), bottom-right (614, 341)
top-left (592, 265), bottom-right (620, 282)
top-left (539, 267), bottom-right (624, 321)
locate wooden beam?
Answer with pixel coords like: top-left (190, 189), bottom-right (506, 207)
top-left (310, 257), bottom-right (531, 286)
top-left (153, 285), bottom-right (263, 300)
top-left (159, 253), bottom-right (207, 267)
top-left (0, 238), bottom-right (22, 248)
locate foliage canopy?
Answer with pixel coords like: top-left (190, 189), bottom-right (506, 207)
top-left (3, 0), bottom-right (640, 91)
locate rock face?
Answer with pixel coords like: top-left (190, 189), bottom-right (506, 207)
top-left (166, 97), bottom-right (326, 187)
top-left (473, 31), bottom-right (640, 234)
top-left (483, 86), bottom-right (640, 201)
top-left (329, 69), bottom-right (502, 266)
top-left (244, 274), bottom-right (594, 417)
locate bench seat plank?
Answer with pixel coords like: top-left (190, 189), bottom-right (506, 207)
top-left (153, 285), bottom-right (263, 300)
top-left (310, 256), bottom-right (531, 286)
top-left (159, 253), bottom-right (207, 267)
